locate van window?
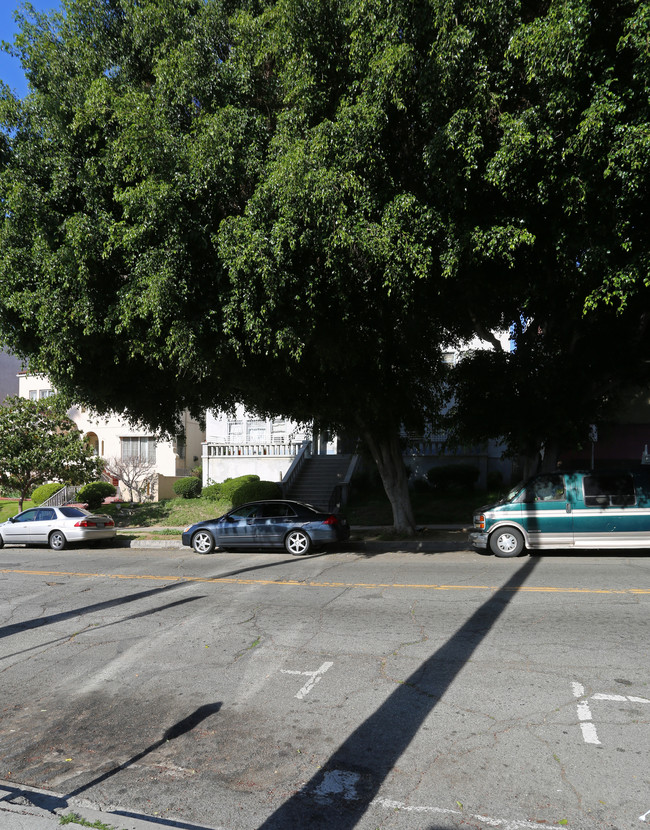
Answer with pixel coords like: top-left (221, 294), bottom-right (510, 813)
top-left (523, 474), bottom-right (566, 503)
top-left (583, 474), bottom-right (635, 507)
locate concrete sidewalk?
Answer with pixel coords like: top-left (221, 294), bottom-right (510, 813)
top-left (0, 779), bottom-right (220, 830)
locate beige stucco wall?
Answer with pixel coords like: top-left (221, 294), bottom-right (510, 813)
top-left (18, 373), bottom-right (205, 500)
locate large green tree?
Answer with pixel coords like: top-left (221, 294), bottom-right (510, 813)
top-left (446, 0), bottom-right (650, 472)
top-left (0, 0), bottom-right (648, 530)
top-left (0, 395), bottom-right (104, 509)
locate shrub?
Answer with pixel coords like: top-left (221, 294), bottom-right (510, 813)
top-left (173, 476), bottom-right (202, 499)
top-left (77, 481), bottom-right (117, 510)
top-left (231, 479), bottom-right (282, 507)
top-left (31, 482), bottom-right (65, 506)
top-left (426, 463), bottom-right (480, 493)
top-left (201, 483), bottom-right (223, 501)
top-left (219, 474), bottom-right (259, 502)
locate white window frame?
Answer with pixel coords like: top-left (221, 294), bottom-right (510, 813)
top-left (121, 436), bottom-right (157, 463)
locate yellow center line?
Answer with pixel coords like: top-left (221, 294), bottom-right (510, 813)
top-left (1, 568), bottom-right (648, 594)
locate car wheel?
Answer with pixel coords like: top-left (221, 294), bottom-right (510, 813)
top-left (192, 530), bottom-right (215, 554)
top-left (489, 527), bottom-right (524, 558)
top-left (285, 529), bottom-right (312, 556)
top-left (0, 533), bottom-right (3, 549)
top-left (48, 530), bottom-right (67, 551)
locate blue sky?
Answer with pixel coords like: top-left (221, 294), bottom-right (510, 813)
top-left (1, 0), bottom-right (61, 98)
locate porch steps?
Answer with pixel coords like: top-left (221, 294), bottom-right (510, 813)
top-left (284, 455), bottom-right (353, 511)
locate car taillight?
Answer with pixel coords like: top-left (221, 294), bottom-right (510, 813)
top-left (323, 515), bottom-right (339, 525)
top-left (75, 520), bottom-right (96, 527)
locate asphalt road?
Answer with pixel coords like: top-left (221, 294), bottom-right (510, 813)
top-left (0, 543), bottom-right (648, 830)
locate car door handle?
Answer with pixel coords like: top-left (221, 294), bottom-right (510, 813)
top-left (566, 503), bottom-right (572, 513)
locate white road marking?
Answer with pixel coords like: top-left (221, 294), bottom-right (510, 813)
top-left (572, 682), bottom-right (601, 744)
top-left (573, 682), bottom-right (649, 746)
top-left (372, 797), bottom-right (570, 829)
top-left (640, 807), bottom-right (650, 822)
top-left (579, 722), bottom-right (601, 745)
top-left (593, 693), bottom-right (650, 703)
top-left (280, 661), bottom-right (333, 699)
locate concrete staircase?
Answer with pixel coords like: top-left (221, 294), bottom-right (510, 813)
top-left (284, 454), bottom-right (353, 511)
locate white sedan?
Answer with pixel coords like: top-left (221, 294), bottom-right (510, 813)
top-left (0, 505), bottom-right (116, 550)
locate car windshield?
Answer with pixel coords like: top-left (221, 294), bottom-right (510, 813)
top-left (503, 482), bottom-right (524, 503)
top-left (59, 507), bottom-right (90, 518)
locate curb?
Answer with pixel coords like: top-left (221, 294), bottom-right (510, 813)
top-left (116, 537), bottom-right (471, 553)
top-left (0, 778), bottom-right (219, 829)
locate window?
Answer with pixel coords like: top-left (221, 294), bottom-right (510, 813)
top-left (60, 507), bottom-right (88, 518)
top-left (259, 503), bottom-right (296, 518)
top-left (228, 421), bottom-right (243, 442)
top-left (121, 437), bottom-right (157, 462)
top-left (247, 420), bottom-right (267, 442)
top-left (523, 474), bottom-right (566, 503)
top-left (228, 505), bottom-right (260, 520)
top-left (583, 474), bottom-right (635, 507)
top-left (39, 389), bottom-right (55, 398)
top-left (16, 509), bottom-right (38, 523)
top-left (29, 390), bottom-right (38, 400)
top-left (175, 435), bottom-right (186, 459)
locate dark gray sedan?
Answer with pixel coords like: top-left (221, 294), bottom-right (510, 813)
top-left (182, 500), bottom-right (350, 555)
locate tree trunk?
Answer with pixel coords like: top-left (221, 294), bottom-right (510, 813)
top-left (361, 429), bottom-right (416, 535)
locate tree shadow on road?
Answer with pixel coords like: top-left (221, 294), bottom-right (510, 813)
top-left (0, 594), bottom-right (205, 660)
top-left (0, 579), bottom-right (194, 640)
top-left (258, 556), bottom-right (540, 829)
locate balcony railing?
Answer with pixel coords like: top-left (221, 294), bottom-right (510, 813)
top-left (204, 441), bottom-right (305, 458)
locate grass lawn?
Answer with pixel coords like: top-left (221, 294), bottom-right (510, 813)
top-left (103, 497), bottom-right (232, 529)
top-left (0, 500), bottom-right (32, 522)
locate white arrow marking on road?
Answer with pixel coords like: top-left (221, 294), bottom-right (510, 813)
top-left (640, 807), bottom-right (650, 822)
top-left (281, 661), bottom-right (333, 699)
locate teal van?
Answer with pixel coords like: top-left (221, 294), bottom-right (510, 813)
top-left (470, 470), bottom-right (650, 557)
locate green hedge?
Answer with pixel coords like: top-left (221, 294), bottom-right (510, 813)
top-left (202, 474), bottom-right (259, 501)
top-left (231, 479), bottom-right (282, 507)
top-left (173, 476), bottom-right (202, 499)
top-left (77, 481), bottom-right (117, 510)
top-left (220, 475), bottom-right (259, 501)
top-left (201, 483), bottom-right (223, 501)
top-left (31, 482), bottom-right (64, 506)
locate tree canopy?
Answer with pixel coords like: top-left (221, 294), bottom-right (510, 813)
top-left (1, 0), bottom-right (648, 530)
top-left (0, 395), bottom-right (104, 509)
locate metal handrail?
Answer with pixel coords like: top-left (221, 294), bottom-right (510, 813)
top-left (281, 441), bottom-right (312, 496)
top-left (41, 485), bottom-right (81, 508)
top-left (328, 454), bottom-right (360, 512)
